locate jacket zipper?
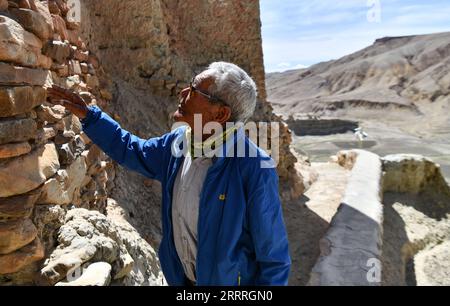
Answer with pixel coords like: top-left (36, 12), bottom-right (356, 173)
top-left (238, 271), bottom-right (241, 286)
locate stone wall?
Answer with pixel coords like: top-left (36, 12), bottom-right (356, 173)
top-left (0, 0), bottom-right (164, 285)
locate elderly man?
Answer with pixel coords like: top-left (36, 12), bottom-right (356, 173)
top-left (47, 62), bottom-right (291, 286)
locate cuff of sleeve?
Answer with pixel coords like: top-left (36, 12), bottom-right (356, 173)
top-left (81, 105), bottom-right (102, 129)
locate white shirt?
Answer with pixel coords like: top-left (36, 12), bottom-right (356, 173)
top-left (171, 153), bottom-right (212, 282)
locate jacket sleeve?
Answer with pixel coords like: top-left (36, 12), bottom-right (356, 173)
top-left (81, 105), bottom-right (174, 182)
top-left (246, 162), bottom-right (291, 286)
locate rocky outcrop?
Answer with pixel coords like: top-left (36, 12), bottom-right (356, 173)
top-left (41, 203), bottom-right (165, 286)
top-left (381, 154), bottom-right (450, 286)
top-left (382, 154), bottom-right (450, 198)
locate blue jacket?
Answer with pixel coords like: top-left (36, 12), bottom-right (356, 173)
top-left (81, 106), bottom-right (291, 286)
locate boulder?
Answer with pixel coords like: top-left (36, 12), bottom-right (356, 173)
top-left (34, 0), bottom-right (54, 33)
top-left (43, 40), bottom-right (70, 63)
top-left (0, 15), bottom-right (51, 68)
top-left (36, 103), bottom-right (67, 123)
top-left (0, 191), bottom-right (40, 221)
top-left (0, 218), bottom-right (37, 254)
top-left (0, 237), bottom-right (44, 274)
top-left (0, 143), bottom-right (60, 197)
top-left (10, 8), bottom-right (53, 40)
top-left (41, 207), bottom-right (165, 285)
top-left (0, 141), bottom-right (31, 159)
top-left (37, 155), bottom-right (87, 205)
top-left (0, 86), bottom-right (46, 117)
top-left (0, 62), bottom-right (51, 86)
top-left (55, 262), bottom-right (112, 286)
top-left (382, 154), bottom-right (450, 196)
top-left (48, 1), bottom-right (60, 15)
top-left (0, 118), bottom-right (37, 145)
top-left (51, 14), bottom-right (68, 41)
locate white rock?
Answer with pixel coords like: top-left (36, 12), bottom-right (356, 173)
top-left (55, 262), bottom-right (112, 286)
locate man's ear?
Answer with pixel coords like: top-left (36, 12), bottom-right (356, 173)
top-left (215, 105), bottom-right (232, 124)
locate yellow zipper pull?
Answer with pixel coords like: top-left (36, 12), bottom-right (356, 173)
top-left (238, 271), bottom-right (241, 286)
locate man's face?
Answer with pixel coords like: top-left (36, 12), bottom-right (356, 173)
top-left (173, 76), bottom-right (231, 132)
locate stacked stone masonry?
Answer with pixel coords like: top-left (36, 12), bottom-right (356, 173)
top-left (0, 0), bottom-right (115, 284)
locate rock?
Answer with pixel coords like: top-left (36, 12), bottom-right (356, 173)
top-left (65, 20), bottom-right (80, 32)
top-left (67, 29), bottom-right (82, 49)
top-left (382, 154), bottom-right (450, 196)
top-left (80, 62), bottom-right (88, 74)
top-left (51, 14), bottom-right (68, 41)
top-left (35, 126), bottom-right (56, 145)
top-left (43, 40), bottom-right (70, 63)
top-left (0, 0), bottom-right (8, 11)
top-left (47, 1), bottom-right (60, 15)
top-left (55, 0), bottom-right (68, 16)
top-left (0, 237), bottom-right (44, 274)
top-left (62, 114), bottom-right (82, 135)
top-left (36, 103), bottom-right (67, 123)
top-left (68, 60), bottom-right (81, 75)
top-left (37, 155), bottom-right (87, 205)
top-left (0, 15), bottom-right (51, 68)
top-left (0, 191), bottom-right (40, 221)
top-left (34, 0), bottom-right (54, 34)
top-left (85, 74), bottom-right (99, 89)
top-left (72, 48), bottom-right (88, 62)
top-left (10, 8), bottom-right (52, 40)
top-left (55, 262), bottom-right (112, 286)
top-left (35, 126), bottom-right (57, 146)
top-left (0, 118), bottom-right (37, 144)
top-left (106, 200), bottom-right (166, 285)
top-left (0, 62), bottom-right (51, 86)
top-left (52, 63), bottom-right (69, 77)
top-left (32, 204), bottom-right (66, 255)
top-left (0, 86), bottom-right (46, 117)
top-left (0, 143), bottom-right (60, 198)
top-left (415, 241), bottom-right (450, 286)
top-left (0, 141), bottom-right (31, 159)
top-left (41, 207), bottom-right (165, 285)
top-left (17, 0), bottom-right (35, 10)
top-left (0, 218), bottom-right (37, 254)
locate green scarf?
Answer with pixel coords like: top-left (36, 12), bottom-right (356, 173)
top-left (185, 125), bottom-right (237, 159)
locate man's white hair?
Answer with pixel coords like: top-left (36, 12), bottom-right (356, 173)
top-left (196, 62), bottom-right (257, 122)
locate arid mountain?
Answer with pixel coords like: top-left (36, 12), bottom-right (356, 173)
top-left (267, 32), bottom-right (450, 140)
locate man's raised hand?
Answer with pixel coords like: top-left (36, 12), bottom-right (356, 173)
top-left (46, 85), bottom-right (89, 119)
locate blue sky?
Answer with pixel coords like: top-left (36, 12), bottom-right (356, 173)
top-left (260, 0), bottom-right (450, 72)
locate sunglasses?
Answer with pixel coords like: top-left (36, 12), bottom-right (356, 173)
top-left (189, 77), bottom-right (227, 105)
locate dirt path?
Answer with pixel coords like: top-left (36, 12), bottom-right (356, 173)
top-left (284, 161), bottom-right (351, 285)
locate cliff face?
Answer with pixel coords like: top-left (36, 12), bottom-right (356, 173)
top-left (0, 0), bottom-right (302, 285)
